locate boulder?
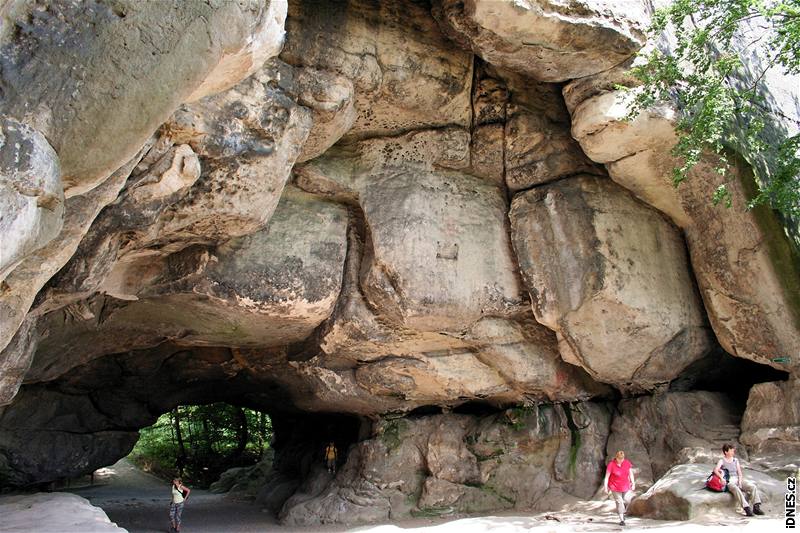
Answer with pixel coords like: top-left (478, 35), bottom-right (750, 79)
top-left (432, 0), bottom-right (648, 82)
top-left (297, 130), bottom-right (525, 332)
top-left (629, 463), bottom-right (787, 520)
top-left (210, 450), bottom-right (275, 496)
top-left (359, 169), bottom-right (524, 331)
top-left (0, 492), bottom-right (126, 532)
top-left (741, 379), bottom-right (800, 455)
top-left (509, 175), bottom-right (712, 391)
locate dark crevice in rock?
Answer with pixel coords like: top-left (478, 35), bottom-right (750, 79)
top-left (507, 169), bottom-right (610, 199)
top-left (261, 411), bottom-right (365, 516)
top-left (406, 405), bottom-right (444, 417)
top-left (451, 400), bottom-right (497, 416)
top-left (669, 347), bottom-right (789, 404)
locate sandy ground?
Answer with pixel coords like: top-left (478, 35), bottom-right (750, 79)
top-left (64, 460), bottom-right (784, 533)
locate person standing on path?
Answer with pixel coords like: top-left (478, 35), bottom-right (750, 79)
top-left (603, 450), bottom-right (635, 526)
top-left (714, 443), bottom-right (763, 517)
top-left (170, 478), bottom-right (190, 532)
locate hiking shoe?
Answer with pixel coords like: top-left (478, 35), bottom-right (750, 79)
top-left (753, 503), bottom-right (764, 515)
top-left (744, 506), bottom-right (754, 517)
top-left (619, 520), bottom-right (625, 526)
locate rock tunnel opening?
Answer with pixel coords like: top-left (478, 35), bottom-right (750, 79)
top-left (668, 347), bottom-right (790, 407)
top-left (0, 340), bottom-right (364, 494)
top-left (129, 403), bottom-right (274, 489)
top-left (122, 403), bottom-right (365, 516)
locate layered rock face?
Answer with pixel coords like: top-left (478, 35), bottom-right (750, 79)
top-left (0, 0), bottom-right (798, 526)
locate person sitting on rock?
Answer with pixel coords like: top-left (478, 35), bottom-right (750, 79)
top-left (603, 450), bottom-right (635, 526)
top-left (325, 441), bottom-right (338, 474)
top-left (714, 443), bottom-right (763, 517)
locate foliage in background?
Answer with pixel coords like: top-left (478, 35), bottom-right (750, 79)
top-left (128, 403), bottom-right (272, 488)
top-left (629, 0), bottom-right (800, 218)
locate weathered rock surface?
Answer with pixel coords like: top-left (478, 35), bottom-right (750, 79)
top-left (211, 450), bottom-right (275, 497)
top-left (0, 316), bottom-right (37, 406)
top-left (276, 63), bottom-right (357, 163)
top-left (0, 0), bottom-right (292, 359)
top-left (29, 58), bottom-right (314, 324)
top-left (161, 69), bottom-right (312, 248)
top-left (294, 129), bottom-right (608, 406)
top-left (281, 0), bottom-right (473, 138)
top-left (606, 391), bottom-right (745, 486)
top-left (741, 379), bottom-right (800, 455)
top-left (0, 149), bottom-right (140, 393)
top-left (510, 175), bottom-right (712, 391)
top-left (629, 463), bottom-right (786, 520)
top-left (0, 0), bottom-right (287, 196)
top-left (0, 118), bottom-right (63, 282)
top-left (23, 187), bottom-right (348, 384)
top-left (0, 387), bottom-right (140, 485)
top-left (565, 81), bottom-right (800, 376)
top-left (298, 129), bottom-right (523, 332)
top-left (432, 0), bottom-right (648, 82)
top-left (466, 64), bottom-right (602, 191)
top-left (281, 405), bottom-right (611, 525)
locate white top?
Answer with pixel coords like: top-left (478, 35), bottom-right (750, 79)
top-left (171, 485), bottom-right (185, 504)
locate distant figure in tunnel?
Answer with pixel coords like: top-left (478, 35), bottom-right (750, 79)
top-left (603, 450), bottom-right (635, 526)
top-left (325, 441), bottom-right (338, 474)
top-left (170, 477), bottom-right (190, 532)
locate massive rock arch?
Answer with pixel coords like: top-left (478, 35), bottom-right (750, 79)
top-left (0, 0), bottom-right (798, 525)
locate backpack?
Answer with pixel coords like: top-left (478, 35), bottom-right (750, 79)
top-left (705, 467), bottom-right (729, 492)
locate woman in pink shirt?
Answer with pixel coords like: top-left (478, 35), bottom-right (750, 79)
top-left (603, 450), bottom-right (636, 526)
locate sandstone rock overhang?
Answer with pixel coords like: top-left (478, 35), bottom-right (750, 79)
top-left (0, 0), bottom-right (797, 527)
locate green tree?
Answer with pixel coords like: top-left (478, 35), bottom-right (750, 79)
top-left (129, 403), bottom-right (272, 487)
top-left (630, 0), bottom-right (800, 217)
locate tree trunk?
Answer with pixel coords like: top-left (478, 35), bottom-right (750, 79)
top-left (173, 407), bottom-right (187, 476)
top-left (258, 412), bottom-right (266, 455)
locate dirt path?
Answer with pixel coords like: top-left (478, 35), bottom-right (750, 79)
top-left (68, 459), bottom-right (288, 533)
top-left (67, 461), bottom-right (782, 533)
